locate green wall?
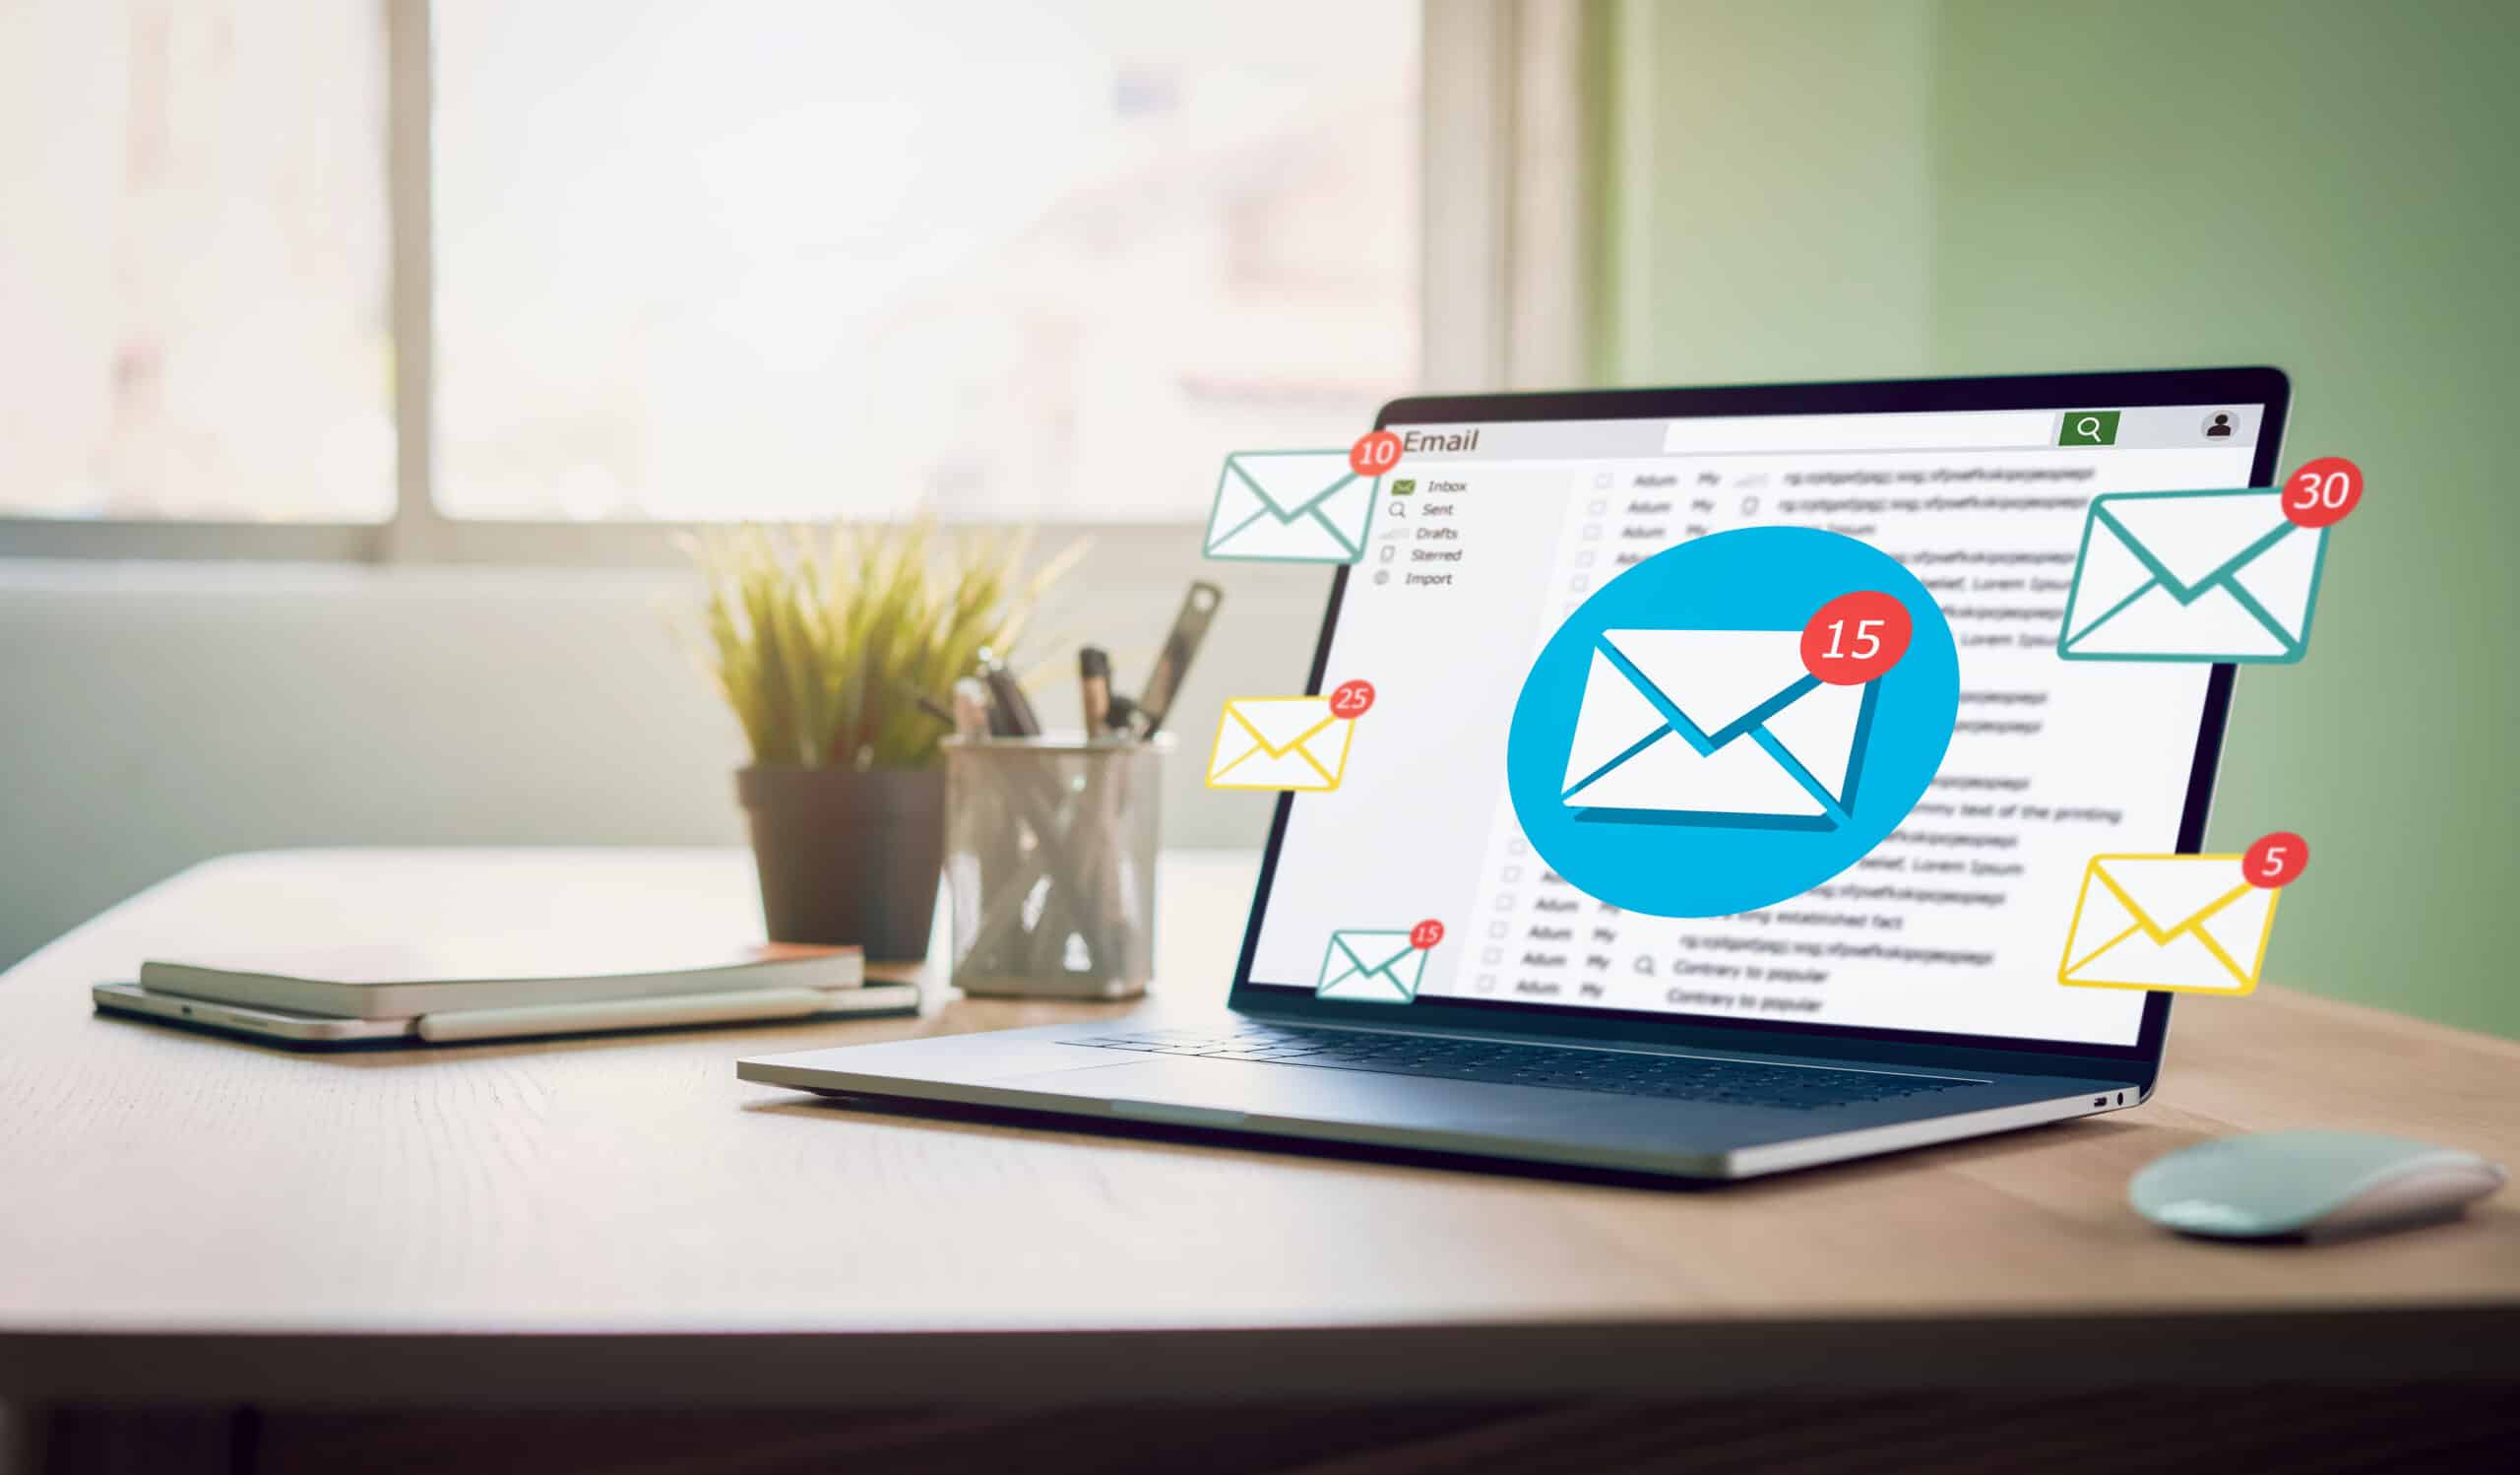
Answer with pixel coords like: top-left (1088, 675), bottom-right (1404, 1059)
top-left (1604, 0), bottom-right (2520, 1036)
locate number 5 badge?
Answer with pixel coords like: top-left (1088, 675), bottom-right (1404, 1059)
top-left (2057, 832), bottom-right (2304, 995)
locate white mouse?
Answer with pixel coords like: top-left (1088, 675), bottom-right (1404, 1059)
top-left (2129, 1131), bottom-right (2508, 1241)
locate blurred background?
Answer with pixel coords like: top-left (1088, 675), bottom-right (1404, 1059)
top-left (2, 0), bottom-right (2513, 1035)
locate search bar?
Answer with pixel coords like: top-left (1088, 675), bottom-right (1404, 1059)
top-left (1662, 411), bottom-right (2057, 454)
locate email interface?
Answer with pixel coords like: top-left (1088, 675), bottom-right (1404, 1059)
top-left (1247, 406), bottom-right (2266, 1047)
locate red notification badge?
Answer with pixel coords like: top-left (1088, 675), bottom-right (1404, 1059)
top-left (2282, 457), bottom-right (2362, 529)
top-left (1799, 591), bottom-right (1913, 685)
top-left (2242, 832), bottom-right (2308, 888)
top-left (1410, 919), bottom-right (1445, 949)
top-left (1330, 678), bottom-right (1376, 718)
top-left (1351, 430), bottom-right (1403, 479)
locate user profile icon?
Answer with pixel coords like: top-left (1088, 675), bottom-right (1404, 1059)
top-left (2203, 412), bottom-right (2235, 439)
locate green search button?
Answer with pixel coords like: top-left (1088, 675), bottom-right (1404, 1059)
top-left (2059, 411), bottom-right (2120, 446)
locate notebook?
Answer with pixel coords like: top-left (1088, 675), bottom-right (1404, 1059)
top-left (138, 940), bottom-right (865, 1020)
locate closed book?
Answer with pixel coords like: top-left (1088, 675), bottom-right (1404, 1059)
top-left (139, 940), bottom-right (865, 1020)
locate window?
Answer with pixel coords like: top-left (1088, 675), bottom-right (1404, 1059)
top-left (0, 0), bottom-right (394, 524)
top-left (433, 0), bottom-right (1419, 523)
top-left (1, 0), bottom-right (1422, 548)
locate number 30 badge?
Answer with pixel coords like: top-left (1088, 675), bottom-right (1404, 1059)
top-left (2058, 458), bottom-right (2361, 665)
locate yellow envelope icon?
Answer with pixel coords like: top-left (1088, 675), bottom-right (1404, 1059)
top-left (2056, 854), bottom-right (2281, 995)
top-left (1206, 696), bottom-right (1357, 791)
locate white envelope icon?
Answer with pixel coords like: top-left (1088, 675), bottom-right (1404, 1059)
top-left (1202, 450), bottom-right (1376, 564)
top-left (2058, 488), bottom-right (2327, 663)
top-left (1315, 930), bottom-right (1427, 1003)
top-left (1559, 629), bottom-right (1869, 826)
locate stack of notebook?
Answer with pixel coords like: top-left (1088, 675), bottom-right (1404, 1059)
top-left (95, 939), bottom-right (918, 1049)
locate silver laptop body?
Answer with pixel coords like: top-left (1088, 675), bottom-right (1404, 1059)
top-left (743, 367), bottom-right (2290, 1181)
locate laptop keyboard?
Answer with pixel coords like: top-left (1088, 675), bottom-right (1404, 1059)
top-left (1061, 1024), bottom-right (1971, 1111)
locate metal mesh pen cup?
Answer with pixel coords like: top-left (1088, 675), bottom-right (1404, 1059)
top-left (942, 736), bottom-right (1167, 998)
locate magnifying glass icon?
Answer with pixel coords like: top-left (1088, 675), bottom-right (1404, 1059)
top-left (2060, 411), bottom-right (2118, 446)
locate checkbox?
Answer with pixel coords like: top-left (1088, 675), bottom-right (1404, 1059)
top-left (1493, 893), bottom-right (1516, 910)
top-left (1574, 550), bottom-right (1595, 566)
top-left (1500, 866), bottom-right (1522, 883)
top-left (1476, 974), bottom-right (1497, 992)
top-left (1594, 473), bottom-right (1612, 489)
top-left (1570, 574), bottom-right (1590, 591)
top-left (1587, 500), bottom-right (1606, 515)
top-left (1508, 839), bottom-right (1527, 856)
top-left (1488, 922), bottom-right (1508, 938)
top-left (1582, 525), bottom-right (1601, 540)
top-left (1740, 495), bottom-right (1760, 514)
top-left (1481, 948), bottom-right (1502, 965)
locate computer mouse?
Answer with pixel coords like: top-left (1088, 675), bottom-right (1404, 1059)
top-left (2130, 1131), bottom-right (2507, 1242)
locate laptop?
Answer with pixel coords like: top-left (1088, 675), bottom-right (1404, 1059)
top-left (741, 366), bottom-right (2291, 1181)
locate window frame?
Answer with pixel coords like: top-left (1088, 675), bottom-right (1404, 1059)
top-left (0, 0), bottom-right (1589, 567)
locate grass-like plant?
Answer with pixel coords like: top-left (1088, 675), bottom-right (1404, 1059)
top-left (687, 520), bottom-right (1085, 771)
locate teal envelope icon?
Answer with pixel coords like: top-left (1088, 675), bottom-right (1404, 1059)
top-left (2058, 488), bottom-right (2327, 664)
top-left (1203, 450), bottom-right (1377, 564)
top-left (1315, 930), bottom-right (1426, 1003)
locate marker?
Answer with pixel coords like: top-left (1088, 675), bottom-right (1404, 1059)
top-left (1079, 646), bottom-right (1113, 737)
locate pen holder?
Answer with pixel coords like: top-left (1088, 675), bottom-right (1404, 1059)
top-left (942, 735), bottom-right (1167, 999)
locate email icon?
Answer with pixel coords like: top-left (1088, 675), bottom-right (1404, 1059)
top-left (2056, 855), bottom-right (2280, 995)
top-left (1316, 930), bottom-right (1427, 1003)
top-left (2058, 488), bottom-right (2328, 663)
top-left (1559, 629), bottom-right (1871, 826)
top-left (1202, 450), bottom-right (1376, 564)
top-left (1207, 696), bottom-right (1357, 792)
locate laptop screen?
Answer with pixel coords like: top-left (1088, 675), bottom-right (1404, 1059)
top-left (1239, 390), bottom-right (2278, 1050)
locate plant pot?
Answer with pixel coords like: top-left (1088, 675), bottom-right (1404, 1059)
top-left (736, 765), bottom-right (946, 961)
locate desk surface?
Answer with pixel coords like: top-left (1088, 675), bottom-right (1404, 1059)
top-left (2, 848), bottom-right (2513, 1404)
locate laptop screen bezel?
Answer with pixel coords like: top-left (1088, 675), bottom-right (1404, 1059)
top-left (1224, 365), bottom-right (2291, 1080)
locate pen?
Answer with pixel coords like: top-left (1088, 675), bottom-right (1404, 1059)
top-left (1079, 646), bottom-right (1112, 738)
top-left (1132, 581), bottom-right (1224, 738)
top-left (976, 647), bottom-right (1040, 738)
top-left (414, 987), bottom-right (843, 1043)
top-left (951, 677), bottom-right (993, 740)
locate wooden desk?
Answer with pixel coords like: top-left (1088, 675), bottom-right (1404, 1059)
top-left (2, 850), bottom-right (2514, 1471)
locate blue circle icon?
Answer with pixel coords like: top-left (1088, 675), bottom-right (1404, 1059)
top-left (1506, 527), bottom-right (1959, 919)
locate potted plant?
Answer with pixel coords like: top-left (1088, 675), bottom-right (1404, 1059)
top-left (688, 521), bottom-right (1081, 959)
